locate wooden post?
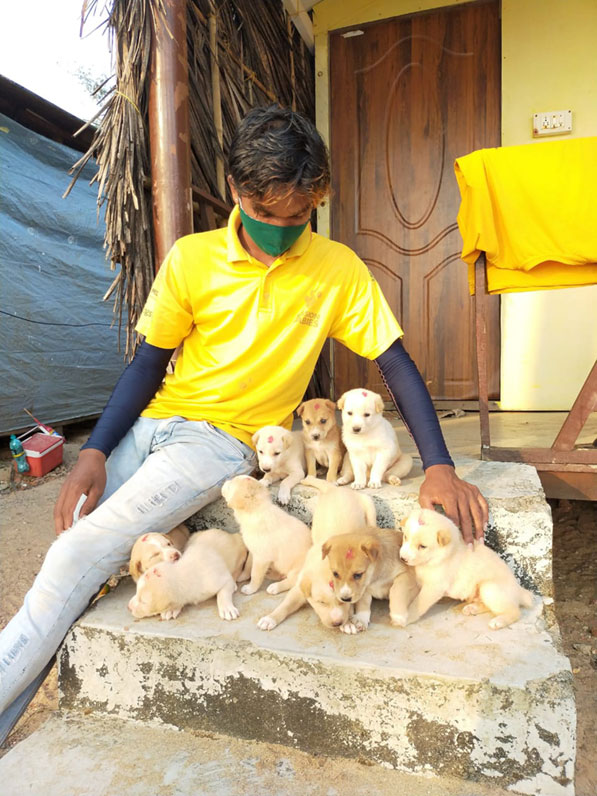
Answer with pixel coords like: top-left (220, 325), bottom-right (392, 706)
top-left (149, 0), bottom-right (193, 270)
top-left (209, 3), bottom-right (225, 199)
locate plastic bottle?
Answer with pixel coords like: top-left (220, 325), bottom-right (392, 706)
top-left (9, 434), bottom-right (30, 473)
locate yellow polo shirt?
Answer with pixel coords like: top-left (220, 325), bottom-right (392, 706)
top-left (136, 206), bottom-right (402, 447)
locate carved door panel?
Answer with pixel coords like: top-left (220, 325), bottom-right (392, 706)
top-left (329, 0), bottom-right (501, 400)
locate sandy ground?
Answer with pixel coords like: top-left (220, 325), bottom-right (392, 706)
top-left (0, 422), bottom-right (596, 795)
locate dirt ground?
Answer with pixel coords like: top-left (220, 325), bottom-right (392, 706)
top-left (0, 422), bottom-right (596, 795)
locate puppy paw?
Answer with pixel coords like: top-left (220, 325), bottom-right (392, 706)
top-left (241, 584), bottom-right (258, 595)
top-left (352, 614), bottom-right (369, 631)
top-left (219, 605), bottom-right (240, 621)
top-left (350, 481), bottom-right (366, 490)
top-left (462, 602), bottom-right (484, 616)
top-left (488, 616), bottom-right (506, 630)
top-left (336, 476), bottom-right (350, 486)
top-left (160, 607), bottom-right (182, 620)
top-left (266, 582), bottom-right (285, 595)
top-left (390, 613), bottom-right (407, 627)
top-left (367, 479), bottom-right (382, 489)
top-left (339, 621), bottom-right (359, 634)
top-left (257, 615), bottom-right (277, 631)
top-left (387, 475), bottom-right (402, 486)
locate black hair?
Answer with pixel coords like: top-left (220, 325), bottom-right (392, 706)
top-left (227, 105), bottom-right (330, 204)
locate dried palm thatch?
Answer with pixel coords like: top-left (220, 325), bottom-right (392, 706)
top-left (68, 0), bottom-right (315, 360)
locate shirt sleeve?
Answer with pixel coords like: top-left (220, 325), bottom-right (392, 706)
top-left (136, 241), bottom-right (195, 347)
top-left (328, 253), bottom-right (403, 360)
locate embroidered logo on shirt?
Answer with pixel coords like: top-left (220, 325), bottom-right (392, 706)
top-left (295, 310), bottom-right (320, 328)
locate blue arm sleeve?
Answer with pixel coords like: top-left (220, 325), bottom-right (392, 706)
top-left (375, 338), bottom-right (454, 470)
top-left (81, 341), bottom-right (175, 458)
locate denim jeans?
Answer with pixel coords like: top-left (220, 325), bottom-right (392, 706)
top-left (0, 417), bottom-right (256, 737)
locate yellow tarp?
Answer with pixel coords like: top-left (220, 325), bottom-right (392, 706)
top-left (454, 137), bottom-right (597, 294)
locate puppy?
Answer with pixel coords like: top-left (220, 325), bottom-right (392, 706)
top-left (322, 528), bottom-right (418, 631)
top-left (252, 425), bottom-right (306, 504)
top-left (301, 476), bottom-right (377, 546)
top-left (336, 388), bottom-right (413, 490)
top-left (257, 545), bottom-right (355, 632)
top-left (128, 523), bottom-right (190, 583)
top-left (128, 528), bottom-right (250, 621)
top-left (258, 477), bottom-right (377, 634)
top-left (398, 508), bottom-right (534, 629)
top-left (221, 475), bottom-right (311, 595)
top-left (296, 398), bottom-right (352, 482)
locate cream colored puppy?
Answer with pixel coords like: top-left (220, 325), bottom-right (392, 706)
top-left (336, 388), bottom-right (413, 490)
top-left (252, 425), bottom-right (306, 504)
top-left (322, 528), bottom-right (418, 631)
top-left (221, 474), bottom-right (311, 595)
top-left (398, 508), bottom-right (534, 629)
top-left (301, 476), bottom-right (377, 546)
top-left (128, 523), bottom-right (190, 583)
top-left (296, 398), bottom-right (352, 482)
top-left (127, 529), bottom-right (250, 621)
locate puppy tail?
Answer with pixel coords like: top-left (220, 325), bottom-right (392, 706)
top-left (520, 587), bottom-right (534, 608)
top-left (300, 475), bottom-right (336, 493)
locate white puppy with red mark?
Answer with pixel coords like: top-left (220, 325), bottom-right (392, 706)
top-left (252, 424), bottom-right (306, 504)
top-left (398, 508), bottom-right (534, 629)
top-left (336, 388), bottom-right (413, 490)
top-left (128, 528), bottom-right (250, 621)
top-left (128, 524), bottom-right (190, 583)
top-left (221, 474), bottom-right (312, 595)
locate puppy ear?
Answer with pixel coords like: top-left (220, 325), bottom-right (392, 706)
top-left (282, 431), bottom-right (293, 450)
top-left (337, 393), bottom-right (346, 410)
top-left (361, 539), bottom-right (380, 561)
top-left (135, 561), bottom-right (143, 576)
top-left (296, 402), bottom-right (305, 417)
top-left (324, 399), bottom-right (337, 411)
top-left (251, 430), bottom-right (261, 446)
top-left (399, 516), bottom-right (407, 528)
top-left (374, 393), bottom-right (384, 413)
top-left (321, 542), bottom-right (331, 560)
top-left (300, 574), bottom-right (312, 598)
top-left (437, 529), bottom-right (452, 547)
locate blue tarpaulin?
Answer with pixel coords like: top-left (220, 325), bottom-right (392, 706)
top-left (0, 111), bottom-right (125, 434)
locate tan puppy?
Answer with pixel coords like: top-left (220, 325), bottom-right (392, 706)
top-left (257, 545), bottom-right (354, 632)
top-left (336, 388), bottom-right (413, 490)
top-left (398, 508), bottom-right (534, 629)
top-left (252, 425), bottom-right (306, 504)
top-left (322, 528), bottom-right (418, 631)
top-left (296, 398), bottom-right (351, 482)
top-left (128, 523), bottom-right (190, 583)
top-left (127, 528), bottom-right (250, 621)
top-left (258, 477), bottom-right (378, 634)
top-left (221, 474), bottom-right (311, 596)
top-left (301, 476), bottom-right (377, 546)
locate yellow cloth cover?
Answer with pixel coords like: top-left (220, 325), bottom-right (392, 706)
top-left (136, 205), bottom-right (402, 447)
top-left (454, 137), bottom-right (597, 294)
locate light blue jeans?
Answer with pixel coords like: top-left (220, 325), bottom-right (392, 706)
top-left (0, 417), bottom-right (256, 738)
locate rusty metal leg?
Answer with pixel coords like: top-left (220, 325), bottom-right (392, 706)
top-left (149, 0), bottom-right (193, 269)
top-left (474, 253), bottom-right (491, 454)
top-left (552, 359), bottom-right (597, 451)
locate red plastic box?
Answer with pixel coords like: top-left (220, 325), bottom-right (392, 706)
top-left (22, 433), bottom-right (64, 477)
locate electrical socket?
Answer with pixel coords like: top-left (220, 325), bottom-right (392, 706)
top-left (533, 110), bottom-right (572, 137)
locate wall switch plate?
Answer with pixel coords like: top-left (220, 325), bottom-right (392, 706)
top-left (533, 110), bottom-right (572, 137)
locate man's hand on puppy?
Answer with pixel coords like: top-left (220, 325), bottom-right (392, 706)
top-left (418, 464), bottom-right (488, 545)
top-left (54, 448), bottom-right (107, 535)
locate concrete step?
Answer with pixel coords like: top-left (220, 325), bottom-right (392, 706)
top-left (57, 457), bottom-right (575, 796)
top-left (0, 712), bottom-right (517, 796)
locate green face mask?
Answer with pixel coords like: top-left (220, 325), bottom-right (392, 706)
top-left (238, 199), bottom-right (309, 257)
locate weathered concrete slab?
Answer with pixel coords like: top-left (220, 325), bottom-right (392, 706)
top-left (59, 578), bottom-right (575, 794)
top-left (0, 712), bottom-right (517, 796)
top-left (189, 456), bottom-right (555, 596)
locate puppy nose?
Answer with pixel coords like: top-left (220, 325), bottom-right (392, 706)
top-left (261, 466), bottom-right (271, 472)
top-left (352, 426), bottom-right (361, 433)
top-left (332, 619), bottom-right (342, 626)
top-left (312, 432), bottom-right (320, 440)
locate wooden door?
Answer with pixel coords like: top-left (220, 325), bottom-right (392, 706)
top-left (330, 0), bottom-right (501, 401)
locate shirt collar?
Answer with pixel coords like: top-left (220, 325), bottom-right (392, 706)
top-left (226, 204), bottom-right (313, 264)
